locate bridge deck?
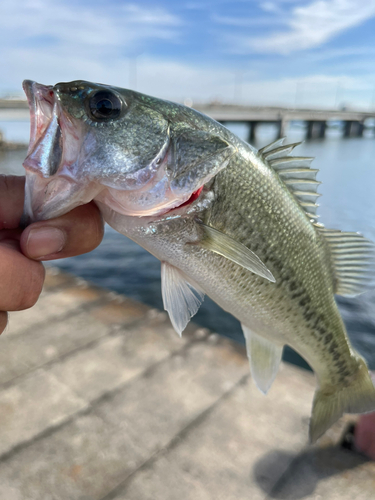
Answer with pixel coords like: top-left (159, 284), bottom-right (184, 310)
top-left (0, 267), bottom-right (373, 500)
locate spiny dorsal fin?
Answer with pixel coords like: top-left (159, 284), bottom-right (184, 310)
top-left (315, 224), bottom-right (375, 296)
top-left (258, 137), bottom-right (286, 154)
top-left (259, 138), bottom-right (320, 220)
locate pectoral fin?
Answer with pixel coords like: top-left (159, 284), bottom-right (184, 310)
top-left (161, 262), bottom-right (205, 337)
top-left (242, 324), bottom-right (283, 394)
top-left (197, 223), bottom-right (275, 282)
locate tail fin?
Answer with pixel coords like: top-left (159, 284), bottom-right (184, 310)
top-left (310, 358), bottom-right (375, 443)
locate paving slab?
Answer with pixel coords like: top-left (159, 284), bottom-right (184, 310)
top-left (0, 368), bottom-right (87, 457)
top-left (110, 365), bottom-right (314, 500)
top-left (7, 286), bottom-right (103, 337)
top-left (0, 331), bottom-right (248, 500)
top-left (0, 310), bottom-right (113, 386)
top-left (48, 313), bottom-right (200, 402)
top-left (0, 412), bottom-right (144, 500)
top-left (0, 268), bottom-right (373, 500)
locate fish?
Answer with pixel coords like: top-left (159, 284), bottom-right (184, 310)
top-left (22, 79), bottom-right (375, 443)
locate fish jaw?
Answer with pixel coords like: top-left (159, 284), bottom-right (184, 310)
top-left (22, 80), bottom-right (101, 222)
top-left (23, 171), bottom-right (100, 223)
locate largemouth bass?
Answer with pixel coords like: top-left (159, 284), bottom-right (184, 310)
top-left (22, 80), bottom-right (375, 442)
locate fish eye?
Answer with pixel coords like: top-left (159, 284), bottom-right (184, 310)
top-left (87, 90), bottom-right (123, 121)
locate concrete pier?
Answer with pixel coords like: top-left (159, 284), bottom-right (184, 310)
top-left (306, 121), bottom-right (327, 139)
top-left (344, 120), bottom-right (365, 138)
top-left (0, 267), bottom-right (374, 499)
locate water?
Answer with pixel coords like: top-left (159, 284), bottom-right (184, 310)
top-left (1, 122), bottom-right (375, 370)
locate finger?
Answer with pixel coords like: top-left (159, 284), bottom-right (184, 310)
top-left (21, 201), bottom-right (104, 261)
top-left (0, 175), bottom-right (25, 230)
top-left (0, 312), bottom-right (8, 335)
top-left (0, 240), bottom-right (45, 311)
top-left (0, 228), bottom-right (23, 242)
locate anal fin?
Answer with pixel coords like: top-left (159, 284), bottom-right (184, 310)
top-left (161, 262), bottom-right (204, 337)
top-left (242, 324), bottom-right (283, 394)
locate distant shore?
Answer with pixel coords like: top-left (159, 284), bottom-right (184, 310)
top-left (0, 141), bottom-right (27, 151)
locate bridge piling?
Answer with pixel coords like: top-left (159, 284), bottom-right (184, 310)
top-left (277, 118), bottom-right (287, 138)
top-left (306, 121), bottom-right (326, 140)
top-left (247, 121), bottom-right (257, 143)
top-left (344, 120), bottom-right (364, 138)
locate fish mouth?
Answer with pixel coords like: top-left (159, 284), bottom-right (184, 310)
top-left (22, 80), bottom-right (99, 223)
top-left (23, 80), bottom-right (55, 156)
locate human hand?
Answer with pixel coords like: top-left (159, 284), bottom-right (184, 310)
top-left (0, 175), bottom-right (104, 334)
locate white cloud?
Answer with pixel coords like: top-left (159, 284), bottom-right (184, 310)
top-left (231, 0), bottom-right (375, 54)
top-left (212, 13), bottom-right (286, 27)
top-left (0, 0), bottom-right (374, 112)
top-left (1, 0), bottom-right (181, 53)
top-left (2, 48), bottom-right (375, 111)
top-left (0, 0), bottom-right (183, 94)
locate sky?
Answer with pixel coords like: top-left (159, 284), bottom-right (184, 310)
top-left (1, 0), bottom-right (375, 109)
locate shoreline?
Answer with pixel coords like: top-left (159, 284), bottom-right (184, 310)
top-left (0, 141), bottom-right (27, 151)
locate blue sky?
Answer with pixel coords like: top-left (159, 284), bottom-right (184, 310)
top-left (2, 0), bottom-right (375, 108)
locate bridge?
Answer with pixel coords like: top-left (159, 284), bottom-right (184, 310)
top-left (193, 103), bottom-right (375, 141)
top-left (1, 99), bottom-right (375, 142)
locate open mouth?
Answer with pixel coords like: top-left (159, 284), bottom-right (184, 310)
top-left (22, 80), bottom-right (65, 180)
top-left (23, 80), bottom-right (56, 155)
top-left (21, 80), bottom-right (99, 223)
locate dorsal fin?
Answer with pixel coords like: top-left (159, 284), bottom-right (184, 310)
top-left (259, 138), bottom-right (320, 220)
top-left (315, 225), bottom-right (375, 296)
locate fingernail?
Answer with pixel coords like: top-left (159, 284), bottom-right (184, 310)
top-left (27, 227), bottom-right (66, 259)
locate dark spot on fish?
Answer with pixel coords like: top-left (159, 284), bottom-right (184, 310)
top-left (317, 326), bottom-right (327, 336)
top-left (289, 280), bottom-right (298, 291)
top-left (329, 340), bottom-right (339, 354)
top-left (335, 360), bottom-right (346, 370)
top-left (299, 297), bottom-right (310, 307)
top-left (291, 290), bottom-right (304, 300)
top-left (313, 314), bottom-right (324, 329)
top-left (332, 352), bottom-right (340, 361)
top-left (303, 311), bottom-right (314, 322)
top-left (323, 333), bottom-right (333, 345)
top-left (272, 259), bottom-right (283, 273)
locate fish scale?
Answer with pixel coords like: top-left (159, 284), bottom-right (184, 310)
top-left (21, 79), bottom-right (375, 443)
